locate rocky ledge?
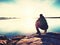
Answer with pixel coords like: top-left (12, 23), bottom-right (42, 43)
top-left (0, 32), bottom-right (60, 45)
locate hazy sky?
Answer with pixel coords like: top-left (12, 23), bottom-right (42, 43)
top-left (0, 0), bottom-right (60, 34)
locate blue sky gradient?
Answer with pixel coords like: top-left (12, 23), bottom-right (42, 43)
top-left (0, 0), bottom-right (15, 3)
top-left (52, 0), bottom-right (60, 8)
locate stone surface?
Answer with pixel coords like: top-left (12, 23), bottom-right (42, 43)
top-left (0, 32), bottom-right (60, 45)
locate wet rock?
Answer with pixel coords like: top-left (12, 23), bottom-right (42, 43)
top-left (0, 32), bottom-right (60, 45)
top-left (16, 37), bottom-right (42, 45)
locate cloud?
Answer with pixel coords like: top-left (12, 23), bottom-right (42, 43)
top-left (32, 0), bottom-right (45, 3)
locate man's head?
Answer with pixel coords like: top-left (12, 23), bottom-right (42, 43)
top-left (40, 14), bottom-right (43, 17)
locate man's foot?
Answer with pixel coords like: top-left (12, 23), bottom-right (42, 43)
top-left (42, 32), bottom-right (46, 35)
top-left (36, 32), bottom-right (41, 34)
top-left (36, 32), bottom-right (38, 34)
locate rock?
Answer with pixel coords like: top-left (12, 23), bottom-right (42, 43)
top-left (0, 32), bottom-right (60, 45)
top-left (30, 43), bottom-right (37, 45)
top-left (16, 37), bottom-right (42, 45)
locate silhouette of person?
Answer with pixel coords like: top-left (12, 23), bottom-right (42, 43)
top-left (35, 14), bottom-right (48, 34)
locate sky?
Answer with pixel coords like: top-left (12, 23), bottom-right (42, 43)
top-left (0, 0), bottom-right (60, 35)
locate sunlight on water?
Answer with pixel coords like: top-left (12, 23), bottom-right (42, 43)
top-left (47, 19), bottom-right (60, 32)
top-left (0, 18), bottom-right (60, 35)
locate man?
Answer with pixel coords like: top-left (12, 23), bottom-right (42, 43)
top-left (35, 14), bottom-right (48, 34)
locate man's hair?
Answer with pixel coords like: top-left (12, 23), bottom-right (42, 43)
top-left (40, 14), bottom-right (43, 17)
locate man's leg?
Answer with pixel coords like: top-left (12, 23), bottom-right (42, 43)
top-left (36, 27), bottom-right (40, 34)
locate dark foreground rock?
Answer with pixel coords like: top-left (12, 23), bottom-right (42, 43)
top-left (0, 32), bottom-right (60, 45)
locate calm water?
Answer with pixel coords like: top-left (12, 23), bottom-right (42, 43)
top-left (0, 19), bottom-right (60, 37)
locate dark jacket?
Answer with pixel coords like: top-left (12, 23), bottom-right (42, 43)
top-left (35, 15), bottom-right (48, 30)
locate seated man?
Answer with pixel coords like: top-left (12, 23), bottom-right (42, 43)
top-left (35, 14), bottom-right (48, 34)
